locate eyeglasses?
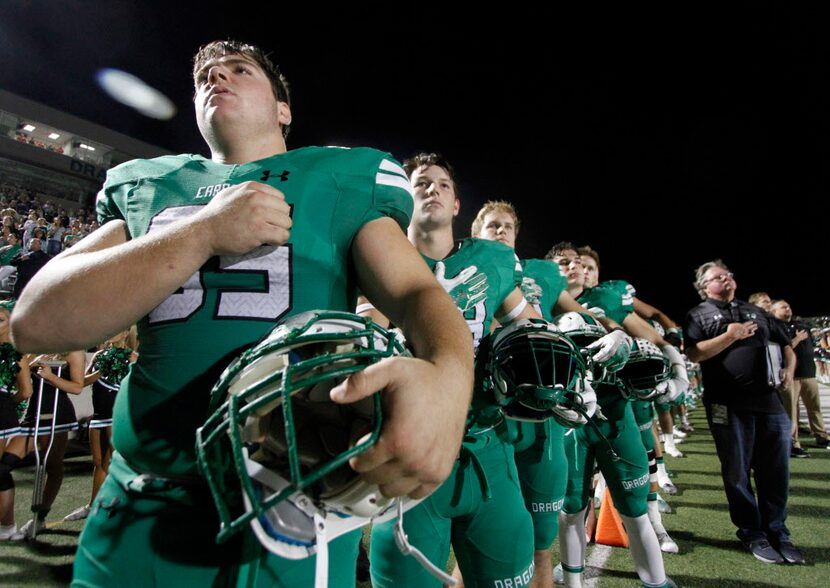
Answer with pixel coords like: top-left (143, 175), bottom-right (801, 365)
top-left (704, 272), bottom-right (734, 285)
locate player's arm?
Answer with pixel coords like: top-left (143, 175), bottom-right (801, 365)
top-left (11, 182), bottom-right (291, 353)
top-left (553, 290), bottom-right (623, 330)
top-left (497, 288), bottom-right (541, 323)
top-left (633, 297), bottom-right (677, 331)
top-left (333, 217), bottom-right (473, 499)
top-left (356, 294), bottom-right (391, 328)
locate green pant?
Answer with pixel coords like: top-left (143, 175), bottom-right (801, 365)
top-left (370, 429), bottom-right (534, 588)
top-left (72, 453), bottom-right (360, 587)
top-left (630, 398), bottom-right (655, 450)
top-left (563, 393), bottom-right (649, 518)
top-left (506, 419), bottom-right (568, 550)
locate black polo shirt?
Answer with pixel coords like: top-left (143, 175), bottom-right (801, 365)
top-left (685, 297), bottom-right (789, 413)
top-left (782, 319), bottom-right (817, 379)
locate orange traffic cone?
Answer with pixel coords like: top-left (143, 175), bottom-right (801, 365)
top-left (594, 488), bottom-right (629, 548)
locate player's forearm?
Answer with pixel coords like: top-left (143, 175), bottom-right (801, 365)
top-left (12, 220), bottom-right (213, 353)
top-left (396, 284), bottom-right (473, 403)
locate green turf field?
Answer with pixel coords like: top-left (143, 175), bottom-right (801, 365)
top-left (2, 408), bottom-right (828, 587)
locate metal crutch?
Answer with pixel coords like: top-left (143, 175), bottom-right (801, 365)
top-left (28, 358), bottom-right (67, 540)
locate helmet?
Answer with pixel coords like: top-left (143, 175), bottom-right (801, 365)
top-left (196, 310), bottom-right (411, 560)
top-left (488, 318), bottom-right (587, 426)
top-left (552, 312), bottom-right (615, 384)
top-left (617, 338), bottom-right (671, 400)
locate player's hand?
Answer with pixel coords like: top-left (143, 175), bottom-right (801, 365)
top-left (195, 181), bottom-right (292, 256)
top-left (726, 321), bottom-right (757, 341)
top-left (664, 327), bottom-right (684, 348)
top-left (330, 355), bottom-right (468, 499)
top-left (587, 329), bottom-right (632, 372)
top-left (37, 365), bottom-right (54, 381)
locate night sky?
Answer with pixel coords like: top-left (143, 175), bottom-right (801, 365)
top-left (2, 3), bottom-right (827, 321)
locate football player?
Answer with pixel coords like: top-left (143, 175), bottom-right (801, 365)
top-left (11, 41), bottom-right (473, 587)
top-left (547, 243), bottom-right (684, 588)
top-left (471, 200), bottom-right (631, 588)
top-left (577, 246), bottom-right (681, 554)
top-left (362, 154), bottom-right (541, 588)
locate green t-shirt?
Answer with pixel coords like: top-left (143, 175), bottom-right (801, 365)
top-left (97, 146), bottom-right (413, 476)
top-left (0, 244), bottom-right (21, 265)
top-left (520, 258), bottom-right (567, 321)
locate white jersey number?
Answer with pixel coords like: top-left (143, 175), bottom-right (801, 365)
top-left (146, 206), bottom-right (291, 324)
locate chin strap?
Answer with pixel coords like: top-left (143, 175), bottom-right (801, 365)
top-left (393, 500), bottom-right (458, 586)
top-left (314, 512), bottom-right (329, 588)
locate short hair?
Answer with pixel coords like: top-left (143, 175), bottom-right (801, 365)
top-left (577, 245), bottom-right (600, 271)
top-left (694, 259), bottom-right (729, 300)
top-left (770, 299), bottom-right (788, 311)
top-left (402, 152), bottom-right (459, 191)
top-left (192, 40), bottom-right (291, 138)
top-left (748, 292), bottom-right (770, 306)
top-left (471, 200), bottom-right (520, 238)
top-left (545, 241), bottom-right (579, 261)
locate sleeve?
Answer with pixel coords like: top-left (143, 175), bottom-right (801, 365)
top-left (95, 179), bottom-right (128, 227)
top-left (684, 308), bottom-right (705, 347)
top-left (364, 156), bottom-right (413, 232)
top-left (768, 316), bottom-right (791, 347)
top-left (595, 285), bottom-right (631, 324)
top-left (619, 281), bottom-right (635, 314)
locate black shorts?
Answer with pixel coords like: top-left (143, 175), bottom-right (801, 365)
top-left (90, 379), bottom-right (119, 429)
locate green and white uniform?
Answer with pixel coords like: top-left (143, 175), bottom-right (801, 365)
top-left (602, 280), bottom-right (657, 449)
top-left (563, 284), bottom-right (650, 518)
top-left (73, 147), bottom-right (413, 588)
top-left (504, 259), bottom-right (570, 550)
top-left (371, 238), bottom-right (535, 588)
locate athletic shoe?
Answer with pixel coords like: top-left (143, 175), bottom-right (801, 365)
top-left (664, 444), bottom-right (684, 458)
top-left (815, 437), bottom-right (829, 449)
top-left (658, 478), bottom-right (678, 496)
top-left (775, 541), bottom-right (806, 565)
top-left (64, 504), bottom-right (90, 522)
top-left (0, 524), bottom-right (22, 541)
top-left (553, 562), bottom-right (564, 585)
top-left (18, 518), bottom-right (45, 538)
top-left (656, 494), bottom-right (672, 514)
top-left (743, 539), bottom-right (784, 564)
top-left (790, 447), bottom-right (810, 459)
top-left (672, 428), bottom-right (687, 439)
top-left (657, 531), bottom-right (679, 554)
top-left (677, 423), bottom-right (694, 433)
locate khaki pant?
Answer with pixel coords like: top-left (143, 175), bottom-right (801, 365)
top-left (781, 377), bottom-right (828, 448)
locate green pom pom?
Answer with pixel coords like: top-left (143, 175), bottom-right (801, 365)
top-left (94, 346), bottom-right (132, 385)
top-left (0, 342), bottom-right (21, 397)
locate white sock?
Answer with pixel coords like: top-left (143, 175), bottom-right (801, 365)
top-left (558, 509), bottom-right (587, 588)
top-left (620, 513), bottom-right (666, 586)
top-left (647, 499), bottom-right (667, 535)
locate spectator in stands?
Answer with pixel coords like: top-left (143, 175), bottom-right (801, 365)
top-left (46, 216), bottom-right (68, 256)
top-left (770, 300), bottom-right (829, 451)
top-left (10, 238), bottom-right (49, 298)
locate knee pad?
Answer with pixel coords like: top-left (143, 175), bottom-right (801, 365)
top-left (0, 453), bottom-right (21, 491)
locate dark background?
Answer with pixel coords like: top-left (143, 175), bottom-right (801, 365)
top-left (1, 3), bottom-right (826, 321)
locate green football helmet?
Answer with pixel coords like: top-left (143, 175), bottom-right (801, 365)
top-left (488, 318), bottom-right (588, 426)
top-left (552, 311), bottom-right (620, 384)
top-left (617, 337), bottom-right (671, 400)
top-left (196, 310), bottom-right (411, 560)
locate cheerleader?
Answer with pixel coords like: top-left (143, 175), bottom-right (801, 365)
top-left (0, 299), bottom-right (32, 541)
top-left (64, 328), bottom-right (137, 521)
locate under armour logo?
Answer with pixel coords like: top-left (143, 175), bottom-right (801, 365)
top-left (260, 170), bottom-right (291, 182)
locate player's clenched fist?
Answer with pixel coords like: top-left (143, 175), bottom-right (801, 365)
top-left (196, 181), bottom-right (292, 256)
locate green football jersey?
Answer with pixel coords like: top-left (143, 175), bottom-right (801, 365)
top-left (97, 146), bottom-right (413, 476)
top-left (421, 238), bottom-right (522, 352)
top-left (576, 283), bottom-right (633, 325)
top-left (520, 259), bottom-right (567, 321)
top-left (601, 279), bottom-right (636, 311)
